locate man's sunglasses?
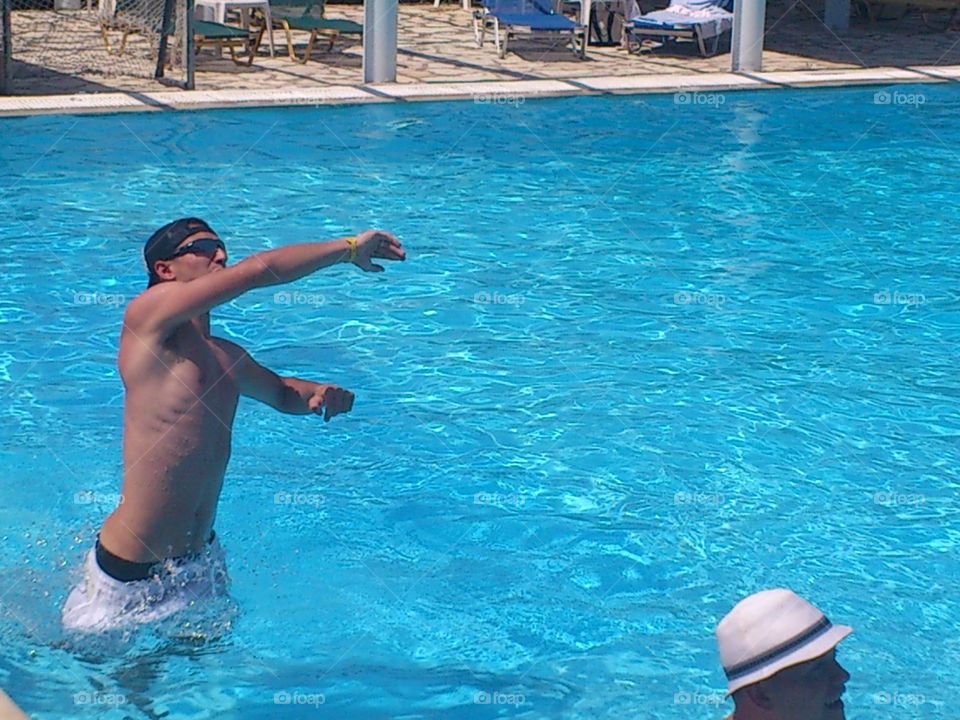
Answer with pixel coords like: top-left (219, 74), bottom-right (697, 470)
top-left (165, 237), bottom-right (226, 260)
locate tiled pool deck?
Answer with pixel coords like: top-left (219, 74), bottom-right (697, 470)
top-left (3, 0), bottom-right (960, 114)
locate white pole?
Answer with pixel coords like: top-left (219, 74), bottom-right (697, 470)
top-left (730, 0), bottom-right (765, 72)
top-left (582, 0), bottom-right (591, 47)
top-left (363, 0), bottom-right (398, 83)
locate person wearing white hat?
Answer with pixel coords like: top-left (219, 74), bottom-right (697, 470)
top-left (715, 588), bottom-right (853, 720)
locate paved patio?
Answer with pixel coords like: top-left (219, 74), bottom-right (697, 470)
top-left (5, 0), bottom-right (960, 97)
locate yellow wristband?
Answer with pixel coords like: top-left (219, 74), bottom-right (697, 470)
top-left (345, 237), bottom-right (357, 262)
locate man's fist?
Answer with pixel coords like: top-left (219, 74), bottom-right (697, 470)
top-left (308, 385), bottom-right (355, 422)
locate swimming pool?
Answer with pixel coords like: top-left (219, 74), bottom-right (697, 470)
top-left (1, 84), bottom-right (958, 719)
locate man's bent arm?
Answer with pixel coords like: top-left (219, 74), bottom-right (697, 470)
top-left (245, 371), bottom-right (332, 415)
top-left (220, 340), bottom-right (353, 418)
top-left (277, 377), bottom-right (329, 415)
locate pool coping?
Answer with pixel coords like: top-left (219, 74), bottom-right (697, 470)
top-left (2, 64), bottom-right (959, 117)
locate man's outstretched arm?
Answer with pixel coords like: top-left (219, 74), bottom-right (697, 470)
top-left (130, 230), bottom-right (404, 338)
top-left (254, 229), bottom-right (404, 282)
top-left (218, 340), bottom-right (355, 422)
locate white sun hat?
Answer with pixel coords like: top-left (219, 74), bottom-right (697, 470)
top-left (716, 588), bottom-right (853, 695)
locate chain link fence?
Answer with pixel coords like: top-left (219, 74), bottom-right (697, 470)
top-left (1, 0), bottom-right (192, 94)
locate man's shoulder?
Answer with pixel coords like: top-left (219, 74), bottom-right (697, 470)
top-left (120, 287), bottom-right (202, 355)
top-left (122, 285), bottom-right (169, 328)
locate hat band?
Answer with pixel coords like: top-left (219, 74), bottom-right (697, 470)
top-left (725, 616), bottom-right (833, 680)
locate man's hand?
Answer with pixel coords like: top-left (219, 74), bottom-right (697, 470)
top-left (307, 384), bottom-right (355, 422)
top-left (352, 230), bottom-right (405, 273)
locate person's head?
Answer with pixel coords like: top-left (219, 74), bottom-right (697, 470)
top-left (716, 589), bottom-right (852, 720)
top-left (144, 218), bottom-right (227, 288)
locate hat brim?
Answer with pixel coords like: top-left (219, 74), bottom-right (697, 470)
top-left (726, 624), bottom-right (853, 696)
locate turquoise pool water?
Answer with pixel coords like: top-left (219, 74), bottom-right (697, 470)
top-left (1, 85), bottom-right (959, 719)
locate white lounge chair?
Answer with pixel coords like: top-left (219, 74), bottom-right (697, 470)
top-left (623, 0), bottom-right (733, 57)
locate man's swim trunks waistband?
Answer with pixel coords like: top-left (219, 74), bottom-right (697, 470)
top-left (95, 530), bottom-right (217, 583)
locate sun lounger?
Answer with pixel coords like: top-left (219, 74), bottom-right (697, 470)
top-left (268, 0), bottom-right (363, 62)
top-left (100, 2), bottom-right (264, 66)
top-left (859, 0), bottom-right (960, 28)
top-left (623, 0), bottom-right (733, 56)
top-left (192, 20), bottom-right (265, 64)
top-left (473, 0), bottom-right (586, 58)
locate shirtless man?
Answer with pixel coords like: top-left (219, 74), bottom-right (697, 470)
top-left (62, 218), bottom-right (405, 632)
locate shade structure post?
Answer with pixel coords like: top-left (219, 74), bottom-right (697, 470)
top-left (730, 0), bottom-right (765, 72)
top-left (363, 0), bottom-right (398, 83)
top-left (0, 0), bottom-right (9, 95)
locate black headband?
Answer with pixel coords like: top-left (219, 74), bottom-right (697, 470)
top-left (144, 218), bottom-right (215, 286)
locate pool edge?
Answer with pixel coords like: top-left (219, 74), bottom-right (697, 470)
top-left (1, 65), bottom-right (958, 117)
